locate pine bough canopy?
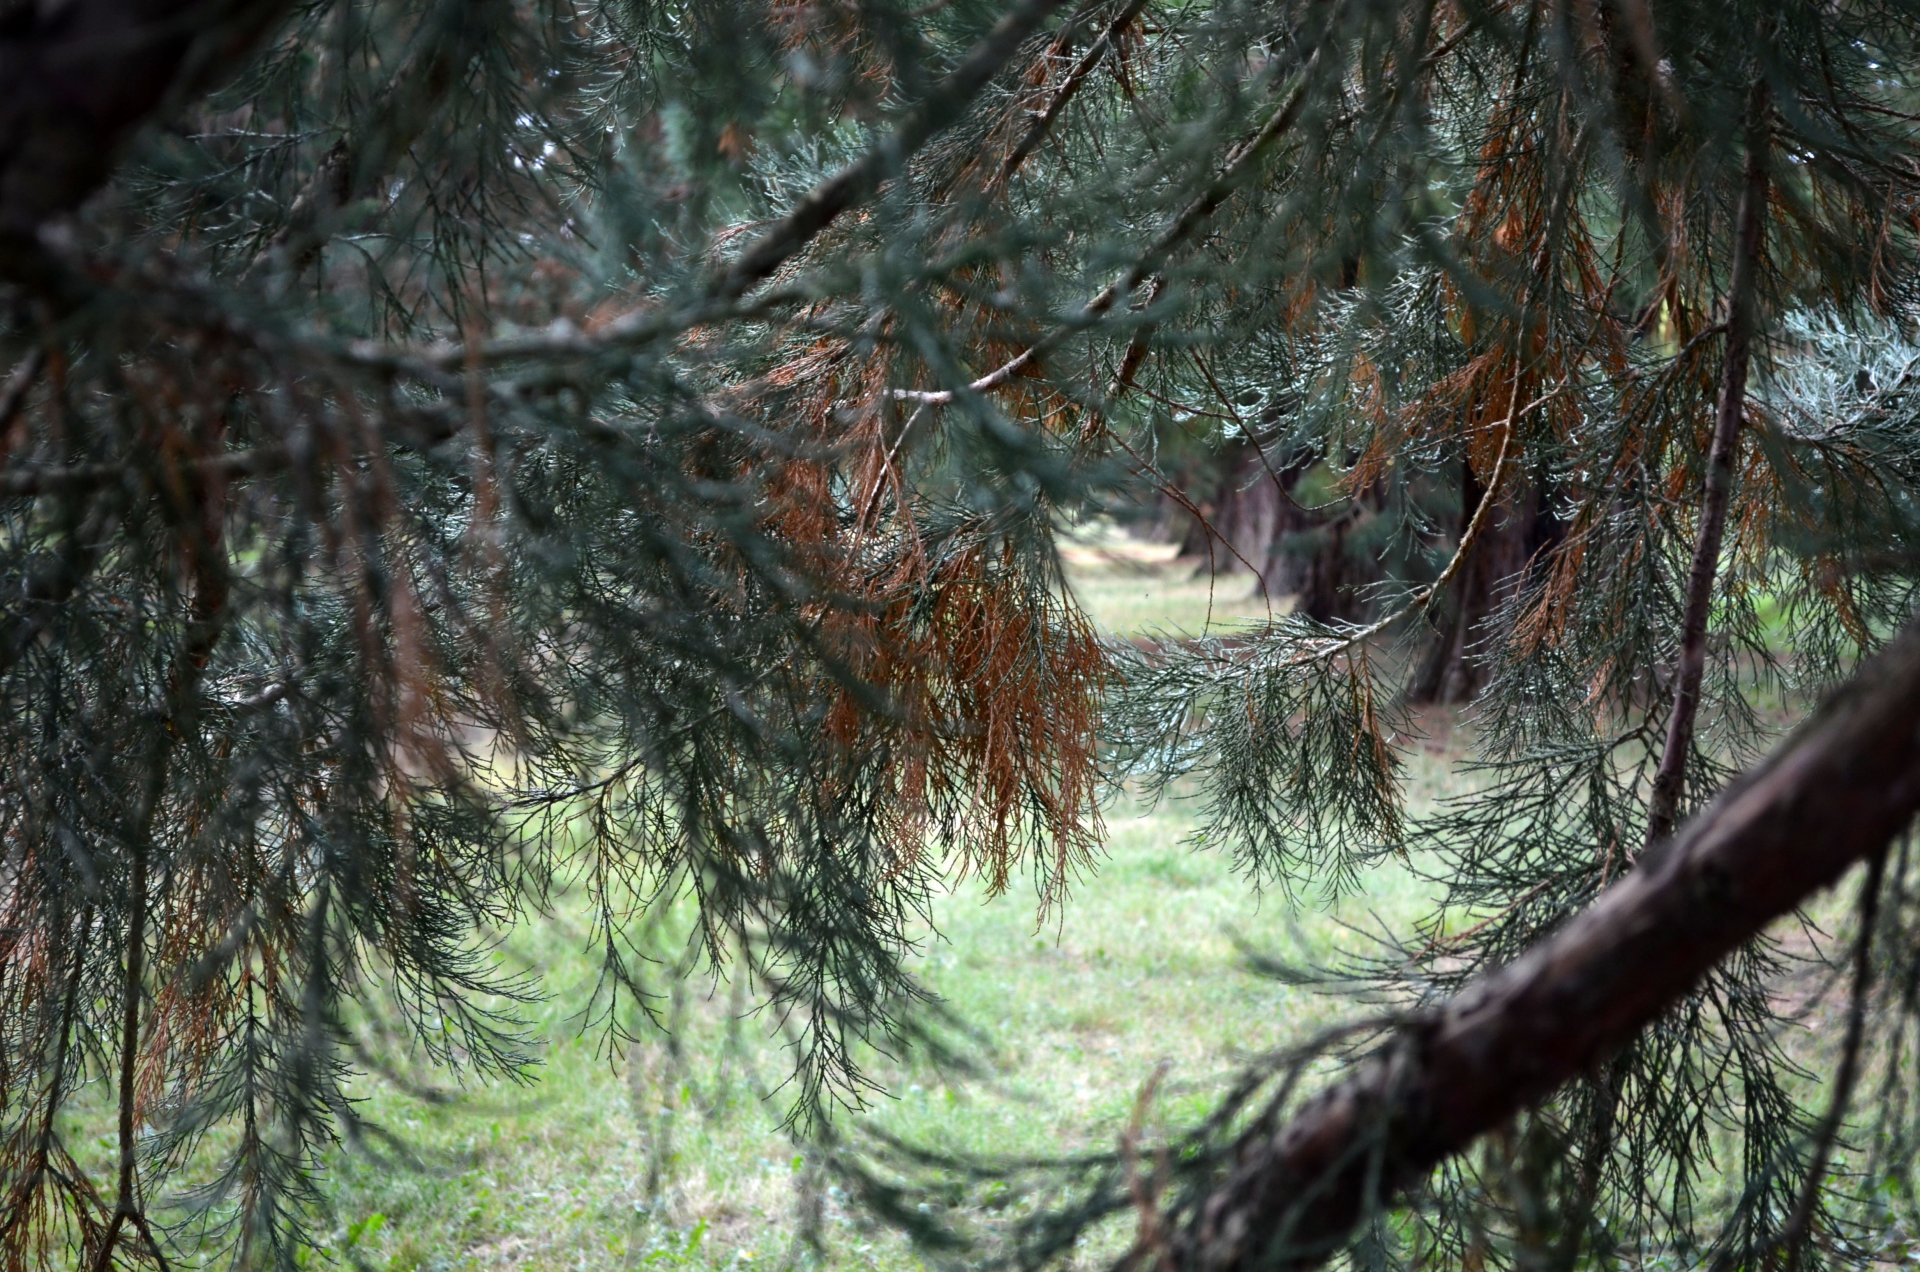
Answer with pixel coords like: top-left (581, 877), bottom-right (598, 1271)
top-left (3, 0), bottom-right (1920, 1267)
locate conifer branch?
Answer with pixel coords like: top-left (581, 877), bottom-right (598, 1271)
top-left (1153, 613), bottom-right (1920, 1271)
top-left (0, 446), bottom-right (288, 498)
top-left (1, 904), bottom-right (96, 1251)
top-left (998, 0), bottom-right (1153, 183)
top-left (244, 0), bottom-right (499, 279)
top-left (890, 34), bottom-right (1333, 407)
top-left (328, 0), bottom-right (1072, 376)
top-left (92, 444), bottom-right (230, 1272)
top-left (716, 0), bottom-right (1075, 299)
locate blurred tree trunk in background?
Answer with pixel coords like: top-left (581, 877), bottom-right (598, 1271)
top-left (1407, 463), bottom-right (1561, 704)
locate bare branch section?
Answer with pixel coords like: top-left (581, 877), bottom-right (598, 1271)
top-left (0, 0), bottom-right (295, 272)
top-left (1156, 617), bottom-right (1920, 1271)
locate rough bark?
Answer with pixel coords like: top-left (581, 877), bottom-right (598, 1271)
top-left (1215, 439), bottom-right (1284, 580)
top-left (1156, 616), bottom-right (1920, 1271)
top-left (1266, 503), bottom-right (1368, 625)
top-left (1170, 492), bottom-right (1215, 559)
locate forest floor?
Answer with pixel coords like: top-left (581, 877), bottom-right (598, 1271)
top-left (157, 525), bottom-right (1865, 1270)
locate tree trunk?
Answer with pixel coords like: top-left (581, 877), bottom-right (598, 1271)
top-left (1406, 461), bottom-right (1561, 705)
top-left (1168, 436), bottom-right (1280, 581)
top-left (1165, 427), bottom-right (1377, 624)
top-left (1261, 454), bottom-right (1383, 625)
top-left (1152, 616), bottom-right (1920, 1272)
top-left (1206, 437), bottom-right (1280, 580)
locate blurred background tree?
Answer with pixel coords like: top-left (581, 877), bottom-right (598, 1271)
top-left (6, 0), bottom-right (1920, 1268)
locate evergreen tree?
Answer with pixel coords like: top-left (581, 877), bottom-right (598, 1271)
top-left (4, 1), bottom-right (1920, 1269)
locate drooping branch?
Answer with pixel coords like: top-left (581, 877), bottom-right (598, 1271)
top-left (90, 413), bottom-right (232, 1272)
top-left (245, 0), bottom-right (502, 278)
top-left (1152, 614), bottom-right (1920, 1271)
top-left (299, 0), bottom-right (1073, 376)
top-left (1643, 75), bottom-right (1772, 851)
top-left (998, 0), bottom-right (1153, 184)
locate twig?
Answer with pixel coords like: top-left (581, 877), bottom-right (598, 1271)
top-left (1643, 75), bottom-right (1772, 853)
top-left (1, 445), bottom-right (288, 498)
top-left (718, 0), bottom-right (1073, 299)
top-left (889, 28), bottom-right (1335, 407)
top-left (1282, 379), bottom-right (1532, 669)
top-left (1000, 0), bottom-right (1154, 182)
top-left (1776, 848), bottom-right (1886, 1272)
top-left (0, 347), bottom-right (44, 440)
top-left (89, 425), bottom-right (233, 1272)
top-left (1122, 1063), bottom-right (1174, 1265)
top-left (328, 0), bottom-right (1070, 377)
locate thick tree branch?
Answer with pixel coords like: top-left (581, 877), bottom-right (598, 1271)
top-left (1156, 615), bottom-right (1920, 1270)
top-left (0, 0), bottom-right (295, 276)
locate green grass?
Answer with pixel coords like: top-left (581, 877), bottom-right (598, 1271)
top-left (204, 525), bottom-right (1440, 1270)
top-left (291, 804), bottom-right (1436, 1271)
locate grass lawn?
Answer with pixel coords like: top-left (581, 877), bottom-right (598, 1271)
top-left (298, 814), bottom-right (1436, 1272)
